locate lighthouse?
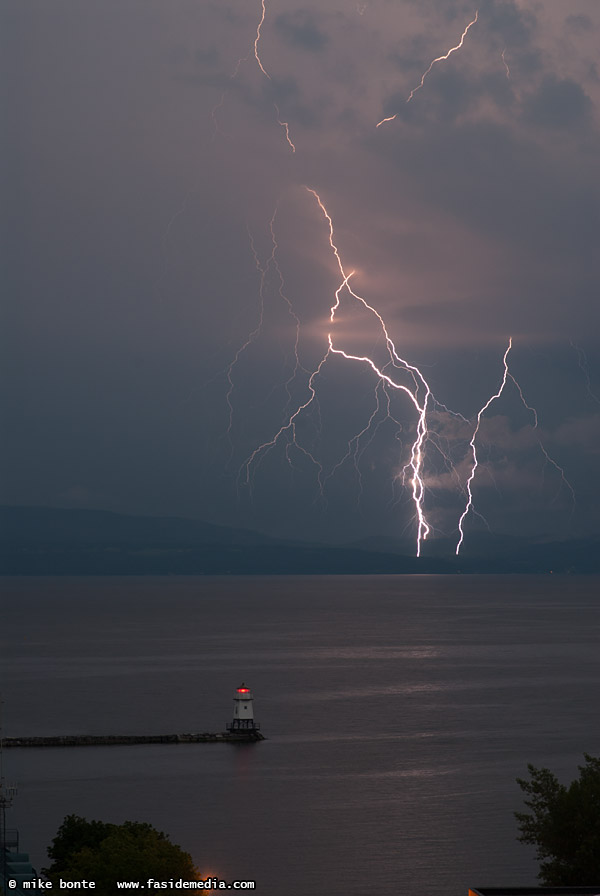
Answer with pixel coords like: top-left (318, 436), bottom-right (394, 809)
top-left (226, 683), bottom-right (260, 734)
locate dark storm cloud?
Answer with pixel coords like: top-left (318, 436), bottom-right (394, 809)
top-left (367, 4), bottom-right (599, 322)
top-left (372, 112), bottom-right (598, 257)
top-left (379, 66), bottom-right (515, 126)
top-left (401, 0), bottom-right (478, 25)
top-left (399, 0), bottom-right (533, 43)
top-left (274, 10), bottom-right (329, 53)
top-left (386, 163), bottom-right (594, 342)
top-left (554, 413), bottom-right (600, 454)
top-left (270, 79), bottom-right (323, 128)
top-left (380, 0), bottom-right (535, 123)
top-left (565, 14), bottom-right (594, 34)
top-left (485, 0), bottom-right (537, 48)
top-left (524, 75), bottom-right (593, 129)
top-left (3, 0), bottom-right (599, 547)
top-left (194, 46), bottom-right (220, 69)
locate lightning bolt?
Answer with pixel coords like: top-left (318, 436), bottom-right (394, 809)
top-left (406, 10), bottom-right (479, 103)
top-left (211, 0), bottom-right (295, 152)
top-left (309, 188), bottom-right (440, 552)
top-left (254, 0), bottom-right (271, 79)
top-left (377, 9), bottom-right (479, 127)
top-left (239, 190), bottom-right (578, 556)
top-left (207, 4), bottom-right (576, 557)
top-left (241, 353), bottom-right (327, 492)
top-left (501, 47), bottom-right (510, 79)
top-left (252, 1), bottom-right (296, 152)
top-left (376, 115), bottom-right (399, 128)
top-left (328, 335), bottom-right (432, 554)
top-left (456, 339), bottom-right (513, 555)
top-left (241, 189), bottom-right (438, 554)
top-left (455, 339), bottom-right (574, 553)
top-left (232, 192), bottom-right (576, 556)
top-left (274, 103), bottom-right (296, 153)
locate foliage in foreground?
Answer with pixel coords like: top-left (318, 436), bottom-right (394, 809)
top-left (515, 753), bottom-right (600, 885)
top-left (43, 815), bottom-right (197, 893)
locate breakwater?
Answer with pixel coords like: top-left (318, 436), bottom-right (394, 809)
top-left (2, 731), bottom-right (264, 747)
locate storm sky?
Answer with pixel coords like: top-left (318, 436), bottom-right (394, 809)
top-left (3, 0), bottom-right (600, 550)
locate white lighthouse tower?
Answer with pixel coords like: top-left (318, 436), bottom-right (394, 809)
top-left (226, 683), bottom-right (260, 734)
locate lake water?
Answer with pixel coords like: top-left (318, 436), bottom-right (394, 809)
top-left (1, 575), bottom-right (599, 895)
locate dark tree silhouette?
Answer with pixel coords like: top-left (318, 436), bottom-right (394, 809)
top-left (515, 753), bottom-right (600, 885)
top-left (44, 815), bottom-right (197, 893)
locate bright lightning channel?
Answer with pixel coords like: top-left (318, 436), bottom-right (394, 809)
top-left (377, 9), bottom-right (479, 127)
top-left (241, 188), bottom-right (446, 556)
top-left (254, 0), bottom-right (271, 79)
top-left (274, 103), bottom-right (296, 153)
top-left (455, 339), bottom-right (575, 554)
top-left (237, 192), bottom-right (574, 556)
top-left (218, 6), bottom-right (571, 556)
top-left (455, 338), bottom-right (513, 555)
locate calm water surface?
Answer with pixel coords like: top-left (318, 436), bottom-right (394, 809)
top-left (1, 575), bottom-right (599, 895)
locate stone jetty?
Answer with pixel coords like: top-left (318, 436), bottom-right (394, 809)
top-left (2, 731), bottom-right (265, 747)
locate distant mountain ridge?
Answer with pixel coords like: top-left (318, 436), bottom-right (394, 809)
top-left (1, 506), bottom-right (598, 575)
top-left (0, 505), bottom-right (284, 547)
